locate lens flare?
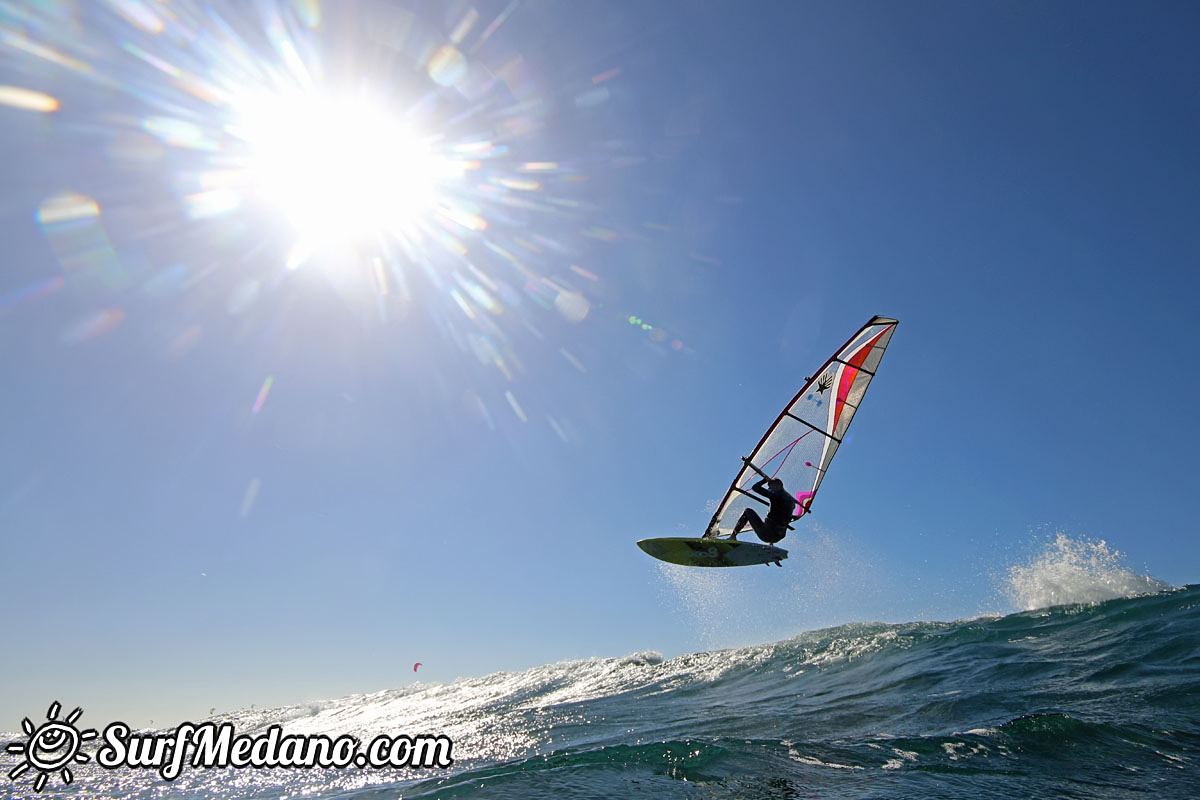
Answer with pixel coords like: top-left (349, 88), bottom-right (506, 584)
top-left (230, 90), bottom-right (466, 247)
top-left (1, 1), bottom-right (695, 444)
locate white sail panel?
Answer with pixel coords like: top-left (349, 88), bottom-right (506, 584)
top-left (704, 316), bottom-right (897, 538)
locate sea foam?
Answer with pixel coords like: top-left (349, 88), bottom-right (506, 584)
top-left (1004, 532), bottom-right (1173, 611)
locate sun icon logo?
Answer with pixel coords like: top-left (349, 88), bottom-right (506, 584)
top-left (5, 701), bottom-right (98, 793)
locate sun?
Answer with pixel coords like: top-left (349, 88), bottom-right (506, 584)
top-left (229, 89), bottom-right (467, 256)
top-left (5, 702), bottom-right (98, 793)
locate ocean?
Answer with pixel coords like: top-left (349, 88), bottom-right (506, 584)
top-left (4, 540), bottom-right (1198, 799)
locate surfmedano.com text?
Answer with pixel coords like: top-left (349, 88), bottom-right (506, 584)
top-left (97, 722), bottom-right (454, 780)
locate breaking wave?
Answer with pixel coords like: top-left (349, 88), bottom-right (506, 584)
top-left (1004, 532), bottom-right (1174, 611)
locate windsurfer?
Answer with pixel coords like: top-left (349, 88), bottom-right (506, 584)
top-left (730, 477), bottom-right (801, 544)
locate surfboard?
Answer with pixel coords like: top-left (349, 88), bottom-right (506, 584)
top-left (637, 537), bottom-right (788, 567)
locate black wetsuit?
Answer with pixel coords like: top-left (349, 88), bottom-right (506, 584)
top-left (735, 478), bottom-right (797, 544)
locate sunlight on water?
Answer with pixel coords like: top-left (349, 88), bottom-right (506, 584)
top-left (1004, 532), bottom-right (1173, 611)
top-left (8, 589), bottom-right (1197, 799)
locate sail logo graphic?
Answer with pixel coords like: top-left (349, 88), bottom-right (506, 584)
top-left (5, 701), bottom-right (98, 793)
top-left (805, 372), bottom-right (835, 406)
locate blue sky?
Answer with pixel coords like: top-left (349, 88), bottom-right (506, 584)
top-left (2, 0), bottom-right (1199, 728)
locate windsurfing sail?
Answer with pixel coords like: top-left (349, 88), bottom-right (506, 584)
top-left (703, 316), bottom-right (898, 538)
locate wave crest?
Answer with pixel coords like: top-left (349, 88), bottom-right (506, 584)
top-left (1004, 533), bottom-right (1172, 611)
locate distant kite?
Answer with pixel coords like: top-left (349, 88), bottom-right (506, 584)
top-left (413, 662), bottom-right (422, 672)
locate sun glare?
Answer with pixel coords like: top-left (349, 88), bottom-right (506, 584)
top-left (232, 91), bottom-right (463, 250)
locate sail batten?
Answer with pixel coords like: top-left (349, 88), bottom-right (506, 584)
top-left (704, 316), bottom-right (897, 538)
